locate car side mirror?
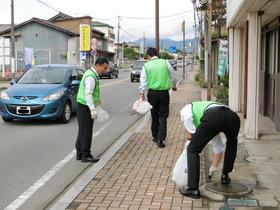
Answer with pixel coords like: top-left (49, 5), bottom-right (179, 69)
top-left (130, 65), bottom-right (133, 68)
top-left (10, 79), bottom-right (16, 85)
top-left (71, 80), bottom-right (80, 86)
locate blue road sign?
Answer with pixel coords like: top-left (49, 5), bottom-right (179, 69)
top-left (169, 46), bottom-right (176, 53)
top-left (81, 51), bottom-right (86, 60)
top-left (91, 50), bottom-right (97, 56)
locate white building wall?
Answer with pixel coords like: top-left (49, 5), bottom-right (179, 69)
top-left (228, 28), bottom-right (243, 111)
top-left (230, 28), bottom-right (242, 111)
top-left (245, 12), bottom-right (261, 139)
top-left (228, 28), bottom-right (234, 109)
top-left (94, 27), bottom-right (107, 37)
top-left (67, 37), bottom-right (80, 65)
top-left (0, 37), bottom-right (10, 78)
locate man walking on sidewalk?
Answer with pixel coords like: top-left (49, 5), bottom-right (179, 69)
top-left (179, 101), bottom-right (240, 199)
top-left (75, 57), bottom-right (109, 163)
top-left (139, 47), bottom-right (177, 148)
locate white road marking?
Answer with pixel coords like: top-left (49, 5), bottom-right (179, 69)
top-left (100, 78), bottom-right (129, 87)
top-left (4, 120), bottom-right (112, 210)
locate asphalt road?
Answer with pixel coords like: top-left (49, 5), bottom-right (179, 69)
top-left (0, 66), bottom-right (187, 210)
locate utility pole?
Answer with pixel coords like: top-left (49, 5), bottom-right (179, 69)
top-left (143, 32), bottom-right (145, 57)
top-left (204, 13), bottom-right (209, 89)
top-left (182, 20), bottom-right (186, 78)
top-left (11, 0), bottom-right (16, 79)
top-left (207, 0), bottom-right (212, 100)
top-left (122, 42), bottom-right (124, 67)
top-left (192, 0), bottom-right (198, 65)
top-left (155, 0), bottom-right (160, 53)
top-left (117, 16), bottom-right (120, 67)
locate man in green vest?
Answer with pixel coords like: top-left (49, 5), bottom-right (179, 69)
top-left (139, 47), bottom-right (177, 148)
top-left (75, 57), bottom-right (109, 163)
top-left (179, 101), bottom-right (240, 199)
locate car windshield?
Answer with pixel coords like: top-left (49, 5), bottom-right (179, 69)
top-left (133, 61), bottom-right (146, 69)
top-left (17, 67), bottom-right (68, 84)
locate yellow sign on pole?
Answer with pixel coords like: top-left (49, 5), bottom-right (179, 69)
top-left (80, 24), bottom-right (90, 51)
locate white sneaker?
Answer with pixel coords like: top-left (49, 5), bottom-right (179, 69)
top-left (209, 166), bottom-right (218, 173)
top-left (208, 166), bottom-right (219, 180)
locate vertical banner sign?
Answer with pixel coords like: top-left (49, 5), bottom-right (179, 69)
top-left (80, 24), bottom-right (90, 51)
top-left (217, 39), bottom-right (228, 77)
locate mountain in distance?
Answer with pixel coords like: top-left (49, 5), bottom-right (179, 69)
top-left (130, 38), bottom-right (195, 52)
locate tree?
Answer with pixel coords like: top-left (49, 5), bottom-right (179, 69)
top-left (124, 47), bottom-right (137, 59)
top-left (159, 51), bottom-right (173, 59)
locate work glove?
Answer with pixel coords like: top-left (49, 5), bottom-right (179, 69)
top-left (139, 93), bottom-right (144, 100)
top-left (90, 108), bottom-right (98, 120)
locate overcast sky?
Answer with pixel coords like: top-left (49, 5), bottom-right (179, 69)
top-left (0, 0), bottom-right (195, 42)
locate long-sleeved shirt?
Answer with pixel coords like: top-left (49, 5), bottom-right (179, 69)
top-left (180, 103), bottom-right (225, 153)
top-left (139, 56), bottom-right (177, 94)
top-left (84, 67), bottom-right (97, 110)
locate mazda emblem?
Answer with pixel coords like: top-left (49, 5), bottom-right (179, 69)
top-left (21, 96), bottom-right (29, 102)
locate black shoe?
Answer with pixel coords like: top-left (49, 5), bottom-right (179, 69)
top-left (76, 152), bottom-right (81, 160)
top-left (179, 187), bottom-right (200, 199)
top-left (81, 155), bottom-right (100, 163)
top-left (157, 141), bottom-right (165, 148)
top-left (221, 174), bottom-right (231, 184)
top-left (152, 138), bottom-right (157, 143)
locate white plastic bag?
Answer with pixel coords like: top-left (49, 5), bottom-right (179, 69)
top-left (96, 106), bottom-right (109, 122)
top-left (172, 141), bottom-right (189, 186)
top-left (132, 99), bottom-right (153, 114)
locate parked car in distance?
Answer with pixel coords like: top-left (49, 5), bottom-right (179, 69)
top-left (0, 64), bottom-right (84, 123)
top-left (130, 60), bottom-right (148, 82)
top-left (177, 60), bottom-right (190, 68)
top-left (99, 61), bottom-right (119, 79)
top-left (168, 59), bottom-right (177, 70)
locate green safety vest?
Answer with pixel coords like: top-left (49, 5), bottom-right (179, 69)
top-left (192, 101), bottom-right (217, 128)
top-left (77, 69), bottom-right (100, 106)
top-left (144, 58), bottom-right (171, 90)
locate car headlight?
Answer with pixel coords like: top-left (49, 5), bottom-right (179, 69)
top-left (131, 70), bottom-right (136, 74)
top-left (43, 90), bottom-right (65, 101)
top-left (0, 90), bottom-right (10, 101)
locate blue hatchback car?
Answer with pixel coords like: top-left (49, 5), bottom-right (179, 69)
top-left (0, 64), bottom-right (84, 123)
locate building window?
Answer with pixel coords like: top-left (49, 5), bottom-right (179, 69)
top-left (14, 36), bottom-right (20, 43)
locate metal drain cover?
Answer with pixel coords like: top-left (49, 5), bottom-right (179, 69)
top-left (205, 181), bottom-right (252, 196)
top-left (227, 198), bottom-right (258, 207)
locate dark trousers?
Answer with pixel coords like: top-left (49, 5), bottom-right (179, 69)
top-left (187, 107), bottom-right (240, 189)
top-left (147, 89), bottom-right (170, 142)
top-left (75, 103), bottom-right (94, 157)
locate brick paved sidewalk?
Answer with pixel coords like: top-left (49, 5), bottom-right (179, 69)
top-left (66, 69), bottom-right (209, 210)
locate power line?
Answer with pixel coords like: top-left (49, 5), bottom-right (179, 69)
top-left (122, 10), bottom-right (193, 20)
top-left (36, 0), bottom-right (60, 13)
top-left (119, 26), bottom-right (140, 40)
top-left (119, 16), bottom-right (193, 32)
top-left (91, 16), bottom-right (117, 21)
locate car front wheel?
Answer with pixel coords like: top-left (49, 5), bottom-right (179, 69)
top-left (59, 102), bottom-right (71, 123)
